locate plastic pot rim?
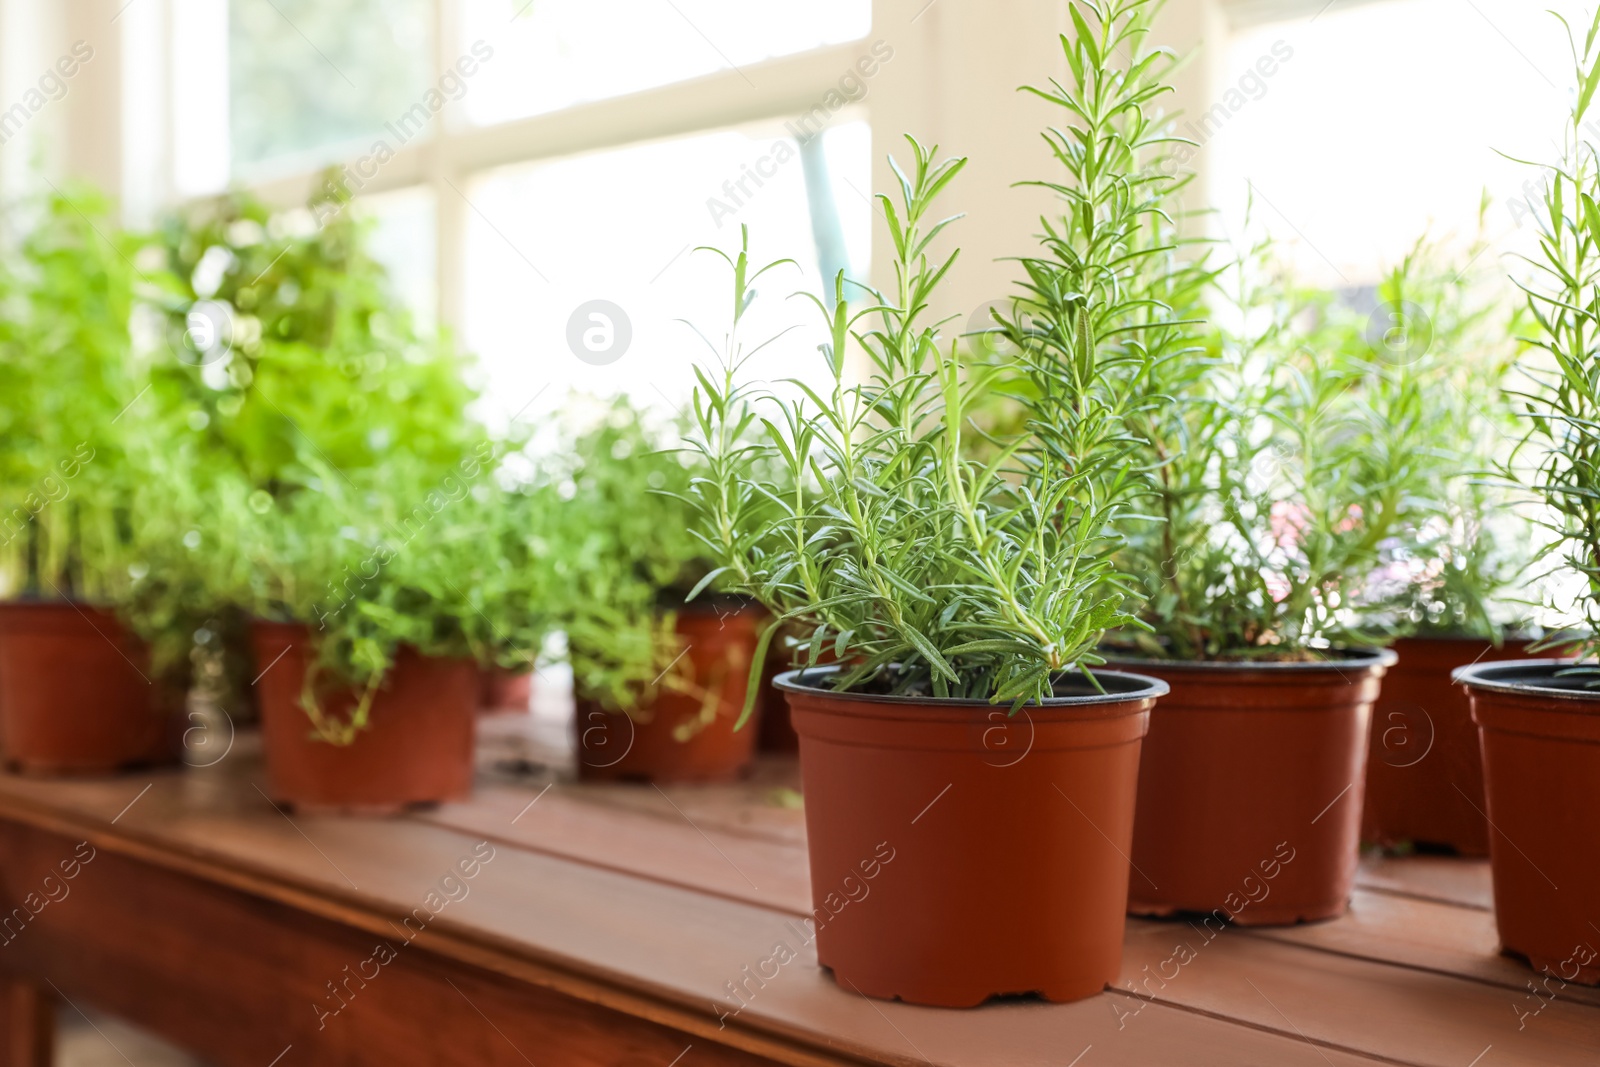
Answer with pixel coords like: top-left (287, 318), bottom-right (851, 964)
top-left (1452, 658), bottom-right (1600, 703)
top-left (1100, 646), bottom-right (1397, 674)
top-left (773, 665), bottom-right (1168, 708)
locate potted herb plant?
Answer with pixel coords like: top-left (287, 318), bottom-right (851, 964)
top-left (0, 187), bottom-right (181, 773)
top-left (130, 181), bottom-right (487, 725)
top-left (1355, 234), bottom-right (1540, 857)
top-left (547, 399), bottom-right (766, 783)
top-left (229, 454), bottom-right (550, 812)
top-left (1097, 200), bottom-right (1464, 919)
top-left (683, 3), bottom-right (1178, 1006)
top-left (1455, 12), bottom-right (1600, 986)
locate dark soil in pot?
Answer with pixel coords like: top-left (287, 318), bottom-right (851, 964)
top-left (780, 665), bottom-right (1166, 1007)
top-left (1456, 660), bottom-right (1600, 985)
top-left (1363, 637), bottom-right (1533, 855)
top-left (250, 622), bottom-right (478, 814)
top-left (575, 605), bottom-right (765, 783)
top-left (1106, 650), bottom-right (1394, 926)
top-left (0, 600), bottom-right (180, 774)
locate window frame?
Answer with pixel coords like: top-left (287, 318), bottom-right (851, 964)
top-left (0, 0), bottom-right (1292, 337)
top-left (174, 0), bottom-right (886, 333)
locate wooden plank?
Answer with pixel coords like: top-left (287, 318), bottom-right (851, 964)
top-left (1120, 919), bottom-right (1600, 1066)
top-left (1356, 854), bottom-right (1493, 910)
top-left (420, 777), bottom-right (813, 914)
top-left (0, 764), bottom-right (1399, 1067)
top-left (0, 819), bottom-right (774, 1067)
top-left (1246, 890), bottom-right (1600, 1008)
top-left (0, 978), bottom-right (52, 1067)
top-left (473, 715), bottom-right (808, 846)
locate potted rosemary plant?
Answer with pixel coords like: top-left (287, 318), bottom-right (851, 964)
top-left (1356, 235), bottom-right (1539, 857)
top-left (0, 188), bottom-right (180, 773)
top-left (684, 2), bottom-right (1175, 1007)
top-left (1455, 11), bottom-right (1600, 986)
top-left (549, 400), bottom-right (766, 782)
top-left (1099, 217), bottom-right (1451, 919)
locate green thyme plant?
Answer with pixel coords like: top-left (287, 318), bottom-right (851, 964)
top-left (110, 445), bottom-right (258, 693)
top-left (542, 397), bottom-right (726, 713)
top-left (0, 186), bottom-right (143, 603)
top-left (225, 450), bottom-right (554, 744)
top-left (1508, 8), bottom-right (1600, 662)
top-left (113, 179), bottom-right (493, 700)
top-left (689, 37), bottom-right (1174, 719)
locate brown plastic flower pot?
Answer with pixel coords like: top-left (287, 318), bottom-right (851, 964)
top-left (1456, 660), bottom-right (1600, 985)
top-left (1110, 651), bottom-right (1395, 926)
top-left (251, 622), bottom-right (479, 814)
top-left (479, 666), bottom-right (533, 714)
top-left (1363, 637), bottom-right (1532, 855)
top-left (0, 600), bottom-right (179, 775)
top-left (779, 666), bottom-right (1166, 1007)
top-left (575, 605), bottom-right (765, 783)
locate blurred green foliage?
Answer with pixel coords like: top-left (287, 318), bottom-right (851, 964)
top-left (539, 396), bottom-right (725, 713)
top-left (0, 185), bottom-right (142, 603)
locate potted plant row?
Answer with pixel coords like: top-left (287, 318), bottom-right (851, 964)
top-left (0, 172), bottom-right (777, 802)
top-left (0, 180), bottom-right (518, 801)
top-left (1, 0), bottom-right (1579, 1008)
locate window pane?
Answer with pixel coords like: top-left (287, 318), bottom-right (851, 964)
top-left (461, 0), bottom-right (871, 126)
top-left (228, 0), bottom-right (431, 173)
top-left (358, 186), bottom-right (438, 330)
top-left (1212, 0), bottom-right (1590, 284)
top-left (461, 118), bottom-right (870, 428)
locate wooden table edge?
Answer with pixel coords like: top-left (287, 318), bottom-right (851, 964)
top-left (0, 792), bottom-right (901, 1067)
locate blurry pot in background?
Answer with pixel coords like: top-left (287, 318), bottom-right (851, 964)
top-left (479, 666), bottom-right (533, 714)
top-left (575, 603), bottom-right (764, 783)
top-left (1456, 660), bottom-right (1600, 985)
top-left (1363, 637), bottom-right (1533, 855)
top-left (0, 600), bottom-right (180, 774)
top-left (251, 621), bottom-right (478, 814)
top-left (756, 629), bottom-right (824, 755)
top-left (1107, 650), bottom-right (1395, 925)
top-left (781, 666), bottom-right (1165, 1007)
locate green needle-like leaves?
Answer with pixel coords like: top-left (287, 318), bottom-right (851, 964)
top-left (683, 1), bottom-right (1193, 714)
